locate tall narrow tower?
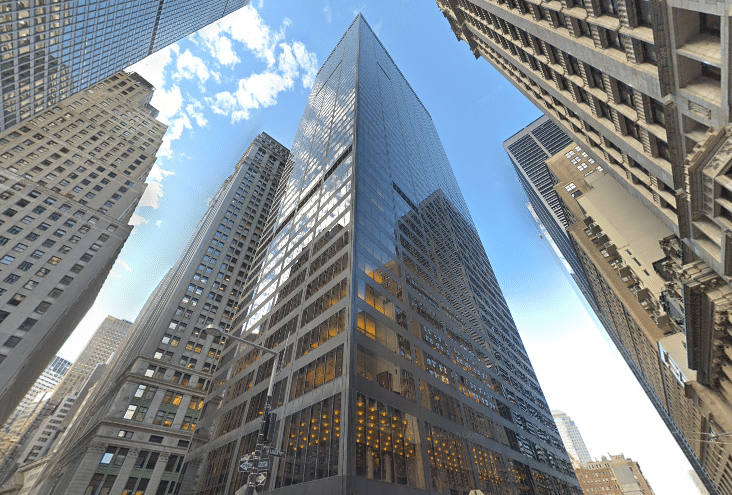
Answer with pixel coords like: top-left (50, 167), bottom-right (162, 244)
top-left (31, 133), bottom-right (289, 495)
top-left (183, 16), bottom-right (581, 495)
top-left (552, 410), bottom-right (592, 466)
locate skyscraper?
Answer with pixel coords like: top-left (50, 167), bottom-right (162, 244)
top-left (435, 2), bottom-right (732, 493)
top-left (0, 0), bottom-right (248, 131)
top-left (27, 133), bottom-right (288, 495)
top-left (544, 140), bottom-right (715, 493)
top-left (503, 116), bottom-right (597, 308)
top-left (52, 315), bottom-right (132, 401)
top-left (551, 410), bottom-right (592, 466)
top-left (0, 70), bottom-right (165, 426)
top-left (182, 16), bottom-right (581, 495)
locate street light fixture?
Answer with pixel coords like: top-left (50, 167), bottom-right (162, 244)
top-left (205, 325), bottom-right (282, 494)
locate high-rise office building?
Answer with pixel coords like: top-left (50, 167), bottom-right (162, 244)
top-left (503, 116), bottom-right (598, 308)
top-left (0, 0), bottom-right (248, 131)
top-left (25, 133), bottom-right (288, 495)
top-left (544, 141), bottom-right (715, 493)
top-left (575, 454), bottom-right (656, 495)
top-left (551, 410), bottom-right (592, 466)
top-left (52, 315), bottom-right (132, 401)
top-left (436, 2), bottom-right (732, 493)
top-left (181, 16), bottom-right (581, 495)
top-left (0, 70), bottom-right (165, 426)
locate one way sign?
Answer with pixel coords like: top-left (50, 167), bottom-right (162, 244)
top-left (239, 458), bottom-right (270, 473)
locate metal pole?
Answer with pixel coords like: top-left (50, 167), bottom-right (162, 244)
top-left (205, 325), bottom-right (279, 495)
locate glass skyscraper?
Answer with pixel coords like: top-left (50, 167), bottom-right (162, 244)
top-left (183, 16), bottom-right (581, 495)
top-left (0, 0), bottom-right (247, 131)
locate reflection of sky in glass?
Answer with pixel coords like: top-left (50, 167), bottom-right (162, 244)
top-left (0, 0), bottom-right (244, 129)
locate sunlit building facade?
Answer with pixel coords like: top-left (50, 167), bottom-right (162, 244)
top-left (436, 1), bottom-right (732, 493)
top-left (52, 315), bottom-right (132, 402)
top-left (0, 71), bottom-right (165, 427)
top-left (182, 16), bottom-right (581, 495)
top-left (29, 133), bottom-right (288, 495)
top-left (551, 410), bottom-right (592, 466)
top-left (0, 0), bottom-right (248, 131)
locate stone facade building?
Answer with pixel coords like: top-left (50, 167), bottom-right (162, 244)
top-left (52, 315), bottom-right (132, 402)
top-left (26, 133), bottom-right (288, 495)
top-left (575, 454), bottom-right (655, 495)
top-left (0, 70), bottom-right (165, 426)
top-left (436, 1), bottom-right (732, 493)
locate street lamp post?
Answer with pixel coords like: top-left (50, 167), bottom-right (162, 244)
top-left (205, 325), bottom-right (282, 494)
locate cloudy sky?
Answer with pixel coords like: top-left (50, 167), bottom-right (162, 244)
top-left (57, 1), bottom-right (703, 493)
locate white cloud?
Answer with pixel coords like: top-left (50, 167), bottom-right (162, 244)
top-left (130, 214), bottom-right (149, 226)
top-left (174, 49), bottom-right (219, 84)
top-left (128, 44), bottom-right (179, 90)
top-left (323, 3), bottom-right (332, 24)
top-left (155, 220), bottom-right (163, 227)
top-left (140, 164), bottom-right (175, 209)
top-left (151, 85), bottom-right (183, 124)
top-left (198, 5), bottom-right (286, 68)
top-left (206, 39), bottom-right (318, 123)
top-left (186, 100), bottom-right (208, 127)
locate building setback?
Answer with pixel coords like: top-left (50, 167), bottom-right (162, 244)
top-left (181, 16), bottom-right (581, 495)
top-left (435, 1), bottom-right (732, 493)
top-left (25, 133), bottom-right (288, 495)
top-left (0, 70), bottom-right (166, 426)
top-left (52, 315), bottom-right (132, 402)
top-left (0, 0), bottom-right (248, 131)
top-left (552, 410), bottom-right (592, 466)
top-left (575, 454), bottom-right (656, 495)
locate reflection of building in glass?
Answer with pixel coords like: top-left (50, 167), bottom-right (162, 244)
top-left (551, 410), bottom-right (592, 466)
top-left (0, 355), bottom-right (70, 480)
top-left (182, 16), bottom-right (582, 495)
top-left (0, 71), bottom-right (165, 427)
top-left (0, 0), bottom-right (247, 131)
top-left (16, 133), bottom-right (288, 495)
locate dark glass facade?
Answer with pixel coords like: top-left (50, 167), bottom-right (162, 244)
top-left (184, 16), bottom-right (581, 495)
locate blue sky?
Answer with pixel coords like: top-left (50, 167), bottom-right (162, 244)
top-left (57, 1), bottom-right (702, 493)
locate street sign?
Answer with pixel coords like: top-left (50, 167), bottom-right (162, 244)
top-left (262, 446), bottom-right (285, 457)
top-left (247, 472), bottom-right (267, 487)
top-left (239, 460), bottom-right (254, 473)
top-left (256, 458), bottom-right (270, 472)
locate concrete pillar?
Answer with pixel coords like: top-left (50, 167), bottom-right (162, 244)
top-left (109, 448), bottom-right (142, 494)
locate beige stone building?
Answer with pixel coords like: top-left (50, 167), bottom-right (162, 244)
top-left (0, 70), bottom-right (166, 426)
top-left (435, 1), bottom-right (732, 493)
top-left (575, 454), bottom-right (655, 495)
top-left (545, 142), bottom-right (728, 494)
top-left (51, 315), bottom-right (131, 402)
